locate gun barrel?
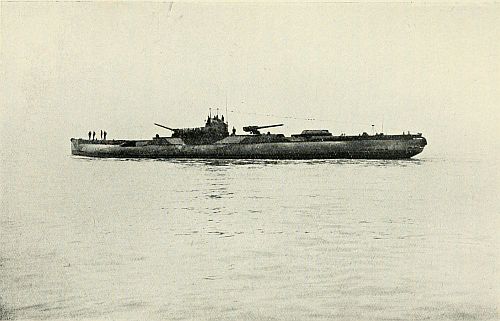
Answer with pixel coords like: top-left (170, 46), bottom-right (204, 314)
top-left (243, 123), bottom-right (284, 135)
top-left (257, 124), bottom-right (284, 130)
top-left (154, 123), bottom-right (176, 131)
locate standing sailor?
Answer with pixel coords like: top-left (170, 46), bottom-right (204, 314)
top-left (88, 131), bottom-right (91, 140)
top-left (100, 130), bottom-right (103, 140)
top-left (92, 131), bottom-right (96, 141)
top-left (103, 131), bottom-right (107, 140)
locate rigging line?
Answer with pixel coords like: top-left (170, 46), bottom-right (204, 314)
top-left (228, 110), bottom-right (418, 132)
top-left (228, 110), bottom-right (377, 127)
top-left (228, 110), bottom-right (316, 121)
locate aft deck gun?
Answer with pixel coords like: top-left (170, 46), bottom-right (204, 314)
top-left (154, 123), bottom-right (177, 131)
top-left (242, 124), bottom-right (284, 135)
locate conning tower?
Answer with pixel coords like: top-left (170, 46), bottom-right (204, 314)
top-left (155, 113), bottom-right (229, 145)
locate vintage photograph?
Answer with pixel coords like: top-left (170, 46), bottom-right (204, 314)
top-left (1, 1), bottom-right (498, 320)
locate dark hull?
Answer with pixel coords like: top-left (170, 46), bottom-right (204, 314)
top-left (71, 136), bottom-right (426, 160)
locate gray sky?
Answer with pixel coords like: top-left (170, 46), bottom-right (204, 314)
top-left (1, 2), bottom-right (499, 159)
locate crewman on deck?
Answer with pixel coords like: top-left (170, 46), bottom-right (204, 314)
top-left (88, 131), bottom-right (91, 140)
top-left (104, 131), bottom-right (107, 140)
top-left (92, 131), bottom-right (96, 140)
top-left (232, 127), bottom-right (236, 135)
top-left (100, 130), bottom-right (103, 140)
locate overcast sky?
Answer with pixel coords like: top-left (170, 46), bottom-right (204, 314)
top-left (1, 2), bottom-right (499, 159)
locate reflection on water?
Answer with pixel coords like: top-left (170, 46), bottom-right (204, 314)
top-left (1, 155), bottom-right (498, 320)
top-left (72, 155), bottom-right (427, 169)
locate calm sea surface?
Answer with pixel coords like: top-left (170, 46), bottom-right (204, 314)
top-left (1, 151), bottom-right (498, 320)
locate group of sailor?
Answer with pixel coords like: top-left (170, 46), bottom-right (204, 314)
top-left (206, 114), bottom-right (224, 125)
top-left (88, 130), bottom-right (107, 141)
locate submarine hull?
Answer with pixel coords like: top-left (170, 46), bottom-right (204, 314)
top-left (70, 136), bottom-right (426, 160)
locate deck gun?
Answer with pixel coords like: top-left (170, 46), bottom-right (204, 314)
top-left (154, 123), bottom-right (177, 132)
top-left (242, 124), bottom-right (284, 135)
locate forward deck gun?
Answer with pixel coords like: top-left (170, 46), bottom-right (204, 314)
top-left (242, 124), bottom-right (284, 135)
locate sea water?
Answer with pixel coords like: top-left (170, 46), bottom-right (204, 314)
top-left (1, 150), bottom-right (498, 320)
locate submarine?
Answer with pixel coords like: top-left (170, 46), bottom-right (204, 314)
top-left (70, 113), bottom-right (427, 159)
